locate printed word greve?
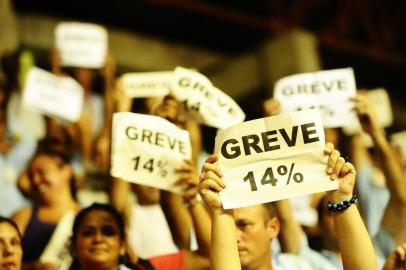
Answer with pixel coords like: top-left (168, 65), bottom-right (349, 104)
top-left (125, 126), bottom-right (187, 155)
top-left (281, 79), bottom-right (347, 96)
top-left (177, 77), bottom-right (236, 116)
top-left (221, 122), bottom-right (319, 159)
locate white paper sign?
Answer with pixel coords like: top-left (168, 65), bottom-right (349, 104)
top-left (214, 109), bottom-right (336, 209)
top-left (111, 112), bottom-right (192, 193)
top-left (274, 68), bottom-right (358, 128)
top-left (120, 71), bottom-right (172, 98)
top-left (55, 22), bottom-right (107, 68)
top-left (23, 67), bottom-right (84, 122)
top-left (391, 131), bottom-right (406, 160)
top-left (171, 67), bottom-right (245, 129)
top-left (40, 211), bottom-right (75, 270)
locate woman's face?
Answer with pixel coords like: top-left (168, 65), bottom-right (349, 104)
top-left (29, 155), bottom-right (71, 201)
top-left (0, 222), bottom-right (22, 270)
top-left (75, 210), bottom-right (124, 269)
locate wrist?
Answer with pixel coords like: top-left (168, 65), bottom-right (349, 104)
top-left (327, 194), bottom-right (357, 213)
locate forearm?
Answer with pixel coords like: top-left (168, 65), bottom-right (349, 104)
top-left (161, 192), bottom-right (192, 249)
top-left (372, 130), bottom-right (406, 203)
top-left (211, 209), bottom-right (241, 270)
top-left (189, 201), bottom-right (211, 256)
top-left (334, 204), bottom-right (377, 270)
top-left (110, 178), bottom-right (130, 213)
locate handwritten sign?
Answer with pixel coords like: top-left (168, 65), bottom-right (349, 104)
top-left (55, 22), bottom-right (107, 68)
top-left (23, 67), bottom-right (84, 122)
top-left (214, 109), bottom-right (336, 209)
top-left (111, 112), bottom-right (192, 193)
top-left (119, 71), bottom-right (172, 98)
top-left (274, 68), bottom-right (357, 128)
top-left (171, 67), bottom-right (245, 129)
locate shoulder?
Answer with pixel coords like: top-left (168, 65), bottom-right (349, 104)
top-left (11, 207), bottom-right (33, 235)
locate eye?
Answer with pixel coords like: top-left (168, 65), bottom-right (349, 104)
top-left (101, 226), bottom-right (118, 236)
top-left (11, 237), bottom-right (21, 246)
top-left (80, 229), bottom-right (94, 237)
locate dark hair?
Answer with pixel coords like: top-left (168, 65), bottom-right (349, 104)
top-left (71, 203), bottom-right (125, 243)
top-left (30, 139), bottom-right (77, 200)
top-left (69, 203), bottom-right (126, 270)
top-left (0, 216), bottom-right (22, 241)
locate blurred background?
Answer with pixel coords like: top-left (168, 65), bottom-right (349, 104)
top-left (1, 0), bottom-right (406, 129)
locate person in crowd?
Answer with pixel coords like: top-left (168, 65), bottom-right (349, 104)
top-left (0, 69), bottom-right (36, 217)
top-left (199, 142), bottom-right (378, 270)
top-left (351, 92), bottom-right (406, 261)
top-left (11, 141), bottom-right (80, 270)
top-left (0, 216), bottom-right (23, 270)
top-left (111, 93), bottom-right (210, 258)
top-left (69, 203), bottom-right (209, 270)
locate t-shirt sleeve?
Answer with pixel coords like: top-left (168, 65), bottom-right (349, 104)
top-left (149, 250), bottom-right (185, 270)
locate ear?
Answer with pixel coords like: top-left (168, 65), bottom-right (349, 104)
top-left (266, 217), bottom-right (280, 241)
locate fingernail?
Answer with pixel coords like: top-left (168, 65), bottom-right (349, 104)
top-left (330, 174), bottom-right (336, 180)
top-left (199, 174), bottom-right (204, 180)
top-left (327, 168), bottom-right (333, 173)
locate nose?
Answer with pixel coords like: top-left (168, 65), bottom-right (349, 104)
top-left (2, 242), bottom-right (15, 256)
top-left (92, 230), bottom-right (104, 243)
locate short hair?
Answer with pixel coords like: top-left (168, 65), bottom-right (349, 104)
top-left (0, 216), bottom-right (22, 241)
top-left (262, 202), bottom-right (276, 221)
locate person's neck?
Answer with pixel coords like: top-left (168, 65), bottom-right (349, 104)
top-left (40, 190), bottom-right (78, 210)
top-left (242, 255), bottom-right (273, 270)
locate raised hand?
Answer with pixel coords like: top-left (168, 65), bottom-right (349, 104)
top-left (324, 142), bottom-right (356, 203)
top-left (198, 155), bottom-right (225, 212)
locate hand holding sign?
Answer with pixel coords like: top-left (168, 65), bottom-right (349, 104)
top-left (324, 143), bottom-right (355, 203)
top-left (199, 142), bottom-right (355, 210)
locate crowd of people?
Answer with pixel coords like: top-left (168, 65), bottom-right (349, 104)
top-left (1, 29), bottom-right (406, 270)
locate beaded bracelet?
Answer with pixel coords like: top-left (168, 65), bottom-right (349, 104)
top-left (327, 195), bottom-right (358, 212)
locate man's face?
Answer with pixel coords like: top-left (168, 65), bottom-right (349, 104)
top-left (234, 205), bottom-right (279, 270)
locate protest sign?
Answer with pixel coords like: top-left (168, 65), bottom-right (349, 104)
top-left (111, 112), bottom-right (192, 193)
top-left (171, 67), bottom-right (245, 129)
top-left (23, 67), bottom-right (84, 122)
top-left (120, 71), bottom-right (172, 98)
top-left (274, 68), bottom-right (357, 128)
top-left (55, 22), bottom-right (107, 68)
top-left (40, 211), bottom-right (75, 270)
top-left (214, 109), bottom-right (336, 209)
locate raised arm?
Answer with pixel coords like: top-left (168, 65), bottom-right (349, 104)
top-left (352, 93), bottom-right (406, 246)
top-left (198, 155), bottom-right (241, 270)
top-left (325, 142), bottom-right (378, 270)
